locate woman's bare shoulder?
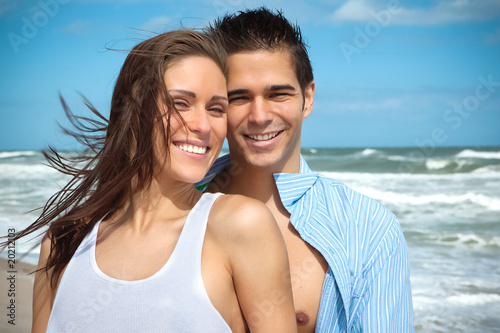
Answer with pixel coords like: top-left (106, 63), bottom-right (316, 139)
top-left (209, 194), bottom-right (278, 241)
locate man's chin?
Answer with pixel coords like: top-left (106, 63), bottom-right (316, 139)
top-left (242, 152), bottom-right (284, 171)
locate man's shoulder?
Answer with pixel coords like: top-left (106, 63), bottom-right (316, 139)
top-left (313, 175), bottom-right (407, 267)
top-left (309, 174), bottom-right (400, 241)
top-left (316, 174), bottom-right (394, 214)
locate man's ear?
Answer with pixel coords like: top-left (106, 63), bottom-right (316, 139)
top-left (302, 81), bottom-right (315, 119)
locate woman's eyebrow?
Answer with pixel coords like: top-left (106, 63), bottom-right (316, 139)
top-left (211, 95), bottom-right (228, 102)
top-left (168, 89), bottom-right (196, 97)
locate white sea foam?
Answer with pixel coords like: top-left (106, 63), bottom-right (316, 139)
top-left (447, 293), bottom-right (500, 305)
top-left (456, 149), bottom-right (500, 159)
top-left (472, 164), bottom-right (500, 174)
top-left (350, 187), bottom-right (500, 211)
top-left (386, 155), bottom-right (407, 162)
top-left (322, 170), bottom-right (447, 181)
top-left (361, 148), bottom-right (378, 156)
top-left (0, 163), bottom-right (59, 179)
top-left (321, 171), bottom-right (425, 182)
top-left (0, 151), bottom-right (37, 159)
top-left (425, 159), bottom-right (450, 170)
top-left (412, 295), bottom-right (441, 309)
top-left (439, 233), bottom-right (500, 248)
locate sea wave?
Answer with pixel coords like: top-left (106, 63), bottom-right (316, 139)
top-left (425, 159), bottom-right (478, 173)
top-left (386, 155), bottom-right (406, 162)
top-left (425, 159), bottom-right (452, 170)
top-left (447, 293), bottom-right (500, 305)
top-left (439, 233), bottom-right (500, 248)
top-left (471, 164), bottom-right (500, 174)
top-left (456, 149), bottom-right (500, 160)
top-left (0, 151), bottom-right (37, 159)
top-left (351, 187), bottom-right (500, 211)
top-left (321, 170), bottom-right (500, 185)
top-left (0, 163), bottom-right (59, 179)
top-left (308, 151), bottom-right (497, 174)
top-left (361, 148), bottom-right (378, 156)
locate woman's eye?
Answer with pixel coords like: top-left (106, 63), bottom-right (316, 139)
top-left (208, 106), bottom-right (226, 114)
top-left (174, 100), bottom-right (189, 109)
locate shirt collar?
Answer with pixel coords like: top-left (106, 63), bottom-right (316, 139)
top-left (197, 154), bottom-right (319, 212)
top-left (273, 155), bottom-right (319, 214)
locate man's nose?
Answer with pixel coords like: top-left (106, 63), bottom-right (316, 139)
top-left (248, 97), bottom-right (272, 125)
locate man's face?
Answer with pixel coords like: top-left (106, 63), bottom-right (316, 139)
top-left (226, 50), bottom-right (314, 173)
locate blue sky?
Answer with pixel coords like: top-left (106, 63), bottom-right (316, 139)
top-left (1, 0), bottom-right (499, 150)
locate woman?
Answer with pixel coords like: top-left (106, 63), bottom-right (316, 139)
top-left (11, 30), bottom-right (296, 332)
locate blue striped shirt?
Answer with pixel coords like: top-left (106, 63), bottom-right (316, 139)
top-left (197, 154), bottom-right (414, 332)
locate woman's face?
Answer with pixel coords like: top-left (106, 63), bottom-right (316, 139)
top-left (158, 56), bottom-right (227, 185)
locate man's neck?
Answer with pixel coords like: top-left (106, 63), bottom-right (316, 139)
top-left (223, 161), bottom-right (277, 201)
top-left (209, 158), bottom-right (299, 220)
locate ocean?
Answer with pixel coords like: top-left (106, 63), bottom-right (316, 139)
top-left (1, 147), bottom-right (499, 332)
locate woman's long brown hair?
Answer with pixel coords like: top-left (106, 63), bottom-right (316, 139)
top-left (1, 29), bottom-right (227, 288)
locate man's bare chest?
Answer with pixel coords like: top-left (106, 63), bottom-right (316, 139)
top-left (280, 222), bottom-right (329, 332)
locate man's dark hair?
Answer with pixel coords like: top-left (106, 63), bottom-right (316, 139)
top-left (207, 7), bottom-right (314, 93)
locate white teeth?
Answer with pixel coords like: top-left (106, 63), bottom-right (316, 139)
top-left (176, 144), bottom-right (207, 155)
top-left (249, 132), bottom-right (279, 141)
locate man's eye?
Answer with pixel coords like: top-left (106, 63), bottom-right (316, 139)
top-left (270, 92), bottom-right (289, 98)
top-left (229, 96), bottom-right (248, 103)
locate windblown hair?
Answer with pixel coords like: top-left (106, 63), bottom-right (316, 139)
top-left (206, 7), bottom-right (313, 93)
top-left (3, 29), bottom-right (227, 288)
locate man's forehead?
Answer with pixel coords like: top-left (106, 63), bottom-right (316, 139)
top-left (227, 50), bottom-right (299, 87)
top-left (227, 49), bottom-right (293, 65)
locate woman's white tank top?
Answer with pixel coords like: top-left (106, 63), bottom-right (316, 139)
top-left (46, 192), bottom-right (231, 332)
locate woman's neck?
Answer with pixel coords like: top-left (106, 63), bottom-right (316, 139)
top-left (115, 178), bottom-right (201, 233)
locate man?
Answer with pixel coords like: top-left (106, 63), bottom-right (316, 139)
top-left (198, 7), bottom-right (414, 332)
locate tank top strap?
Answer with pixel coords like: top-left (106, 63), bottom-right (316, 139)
top-left (167, 192), bottom-right (224, 274)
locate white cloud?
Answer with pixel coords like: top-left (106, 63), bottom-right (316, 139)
top-left (331, 0), bottom-right (500, 26)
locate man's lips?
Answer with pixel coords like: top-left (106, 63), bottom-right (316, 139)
top-left (245, 131), bottom-right (283, 141)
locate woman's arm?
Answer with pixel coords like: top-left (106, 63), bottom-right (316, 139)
top-left (32, 234), bottom-right (55, 333)
top-left (222, 195), bottom-right (297, 332)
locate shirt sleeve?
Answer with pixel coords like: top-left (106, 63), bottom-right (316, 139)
top-left (356, 216), bottom-right (415, 332)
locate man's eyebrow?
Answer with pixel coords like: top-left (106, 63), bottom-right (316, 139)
top-left (168, 89), bottom-right (196, 98)
top-left (228, 85), bottom-right (296, 97)
top-left (267, 84), bottom-right (296, 92)
top-left (228, 89), bottom-right (249, 97)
